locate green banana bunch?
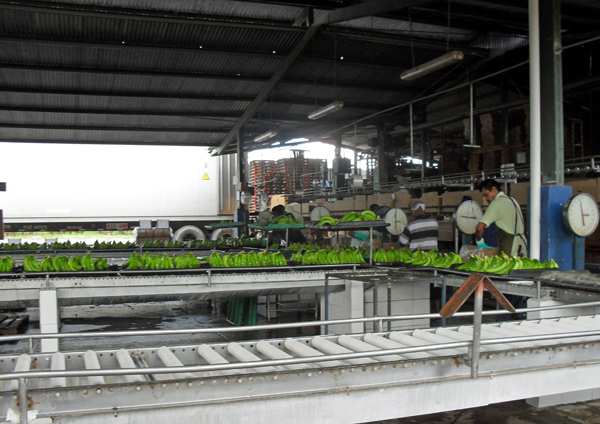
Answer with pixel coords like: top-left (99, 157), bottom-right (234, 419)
top-left (317, 215), bottom-right (338, 226)
top-left (208, 252), bottom-right (224, 268)
top-left (123, 252), bottom-right (145, 270)
top-left (359, 209), bottom-right (379, 221)
top-left (40, 256), bottom-right (55, 272)
top-left (431, 253), bottom-right (463, 268)
top-left (372, 248), bottom-right (389, 263)
top-left (271, 252), bottom-right (288, 266)
top-left (455, 254), bottom-right (560, 274)
top-left (339, 211), bottom-right (362, 222)
top-left (0, 256), bottom-right (15, 272)
top-left (23, 255), bottom-right (42, 272)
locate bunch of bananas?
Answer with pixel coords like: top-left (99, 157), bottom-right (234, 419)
top-left (316, 215), bottom-right (338, 226)
top-left (38, 240), bottom-right (88, 250)
top-left (269, 214), bottom-right (301, 225)
top-left (208, 250), bottom-right (288, 267)
top-left (457, 254), bottom-right (559, 274)
top-left (431, 253), bottom-right (463, 268)
top-left (94, 240), bottom-right (136, 249)
top-left (123, 252), bottom-right (201, 270)
top-left (0, 256), bottom-right (15, 272)
top-left (339, 209), bottom-right (380, 222)
top-left (1, 242), bottom-right (39, 251)
top-left (23, 253), bottom-right (109, 272)
top-left (291, 247), bottom-right (365, 265)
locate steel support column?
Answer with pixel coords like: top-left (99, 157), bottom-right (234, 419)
top-left (540, 0), bottom-right (564, 185)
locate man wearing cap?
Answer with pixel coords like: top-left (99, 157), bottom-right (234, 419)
top-left (399, 200), bottom-right (439, 251)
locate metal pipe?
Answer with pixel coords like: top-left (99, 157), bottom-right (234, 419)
top-left (18, 378), bottom-right (28, 424)
top-left (409, 102), bottom-right (414, 157)
top-left (324, 275), bottom-right (329, 335)
top-left (470, 283), bottom-right (484, 379)
top-left (469, 83), bottom-right (474, 147)
top-left (373, 279), bottom-right (379, 332)
top-left (4, 299), bottom-right (600, 344)
top-left (387, 282), bottom-right (392, 332)
top-left (529, 0), bottom-right (542, 259)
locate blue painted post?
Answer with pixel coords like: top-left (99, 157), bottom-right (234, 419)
top-left (573, 235), bottom-right (585, 270)
top-left (539, 186), bottom-right (573, 270)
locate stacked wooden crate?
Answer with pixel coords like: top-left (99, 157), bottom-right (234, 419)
top-left (248, 160), bottom-right (275, 212)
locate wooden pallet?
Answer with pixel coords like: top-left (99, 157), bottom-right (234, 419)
top-left (0, 314), bottom-right (29, 335)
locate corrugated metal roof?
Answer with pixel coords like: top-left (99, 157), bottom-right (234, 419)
top-left (0, 0), bottom-right (596, 152)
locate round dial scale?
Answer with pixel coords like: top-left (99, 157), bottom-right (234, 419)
top-left (563, 193), bottom-right (600, 237)
top-left (256, 210), bottom-right (273, 223)
top-left (309, 205), bottom-right (331, 223)
top-left (383, 208), bottom-right (408, 235)
top-left (453, 200), bottom-right (483, 235)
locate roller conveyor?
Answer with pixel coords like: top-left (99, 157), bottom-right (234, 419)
top-left (0, 315), bottom-right (600, 392)
top-left (1, 315), bottom-right (600, 424)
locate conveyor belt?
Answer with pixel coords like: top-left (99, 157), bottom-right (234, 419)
top-left (2, 316), bottom-right (600, 423)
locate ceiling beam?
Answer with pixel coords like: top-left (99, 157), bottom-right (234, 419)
top-left (0, 36), bottom-right (418, 74)
top-left (0, 1), bottom-right (306, 32)
top-left (0, 87), bottom-right (388, 111)
top-left (326, 30), bottom-right (488, 56)
top-left (0, 63), bottom-right (422, 95)
top-left (213, 0), bottom-right (432, 155)
top-left (0, 124), bottom-right (230, 133)
top-left (0, 105), bottom-right (318, 123)
top-left (0, 138), bottom-right (221, 148)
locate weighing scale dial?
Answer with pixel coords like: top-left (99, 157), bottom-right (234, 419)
top-left (383, 208), bottom-right (408, 235)
top-left (453, 200), bottom-right (483, 235)
top-left (562, 193), bottom-right (600, 238)
top-left (309, 206), bottom-right (331, 223)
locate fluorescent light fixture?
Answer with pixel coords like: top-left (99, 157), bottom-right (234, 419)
top-left (400, 51), bottom-right (464, 81)
top-left (285, 137), bottom-right (309, 144)
top-left (253, 130), bottom-right (278, 143)
top-left (308, 101), bottom-right (344, 120)
top-left (271, 142), bottom-right (281, 146)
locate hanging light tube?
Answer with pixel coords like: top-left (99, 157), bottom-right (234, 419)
top-left (308, 101), bottom-right (344, 120)
top-left (253, 130), bottom-right (278, 143)
top-left (400, 51), bottom-right (464, 81)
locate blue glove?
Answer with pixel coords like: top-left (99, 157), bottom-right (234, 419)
top-left (476, 239), bottom-right (493, 250)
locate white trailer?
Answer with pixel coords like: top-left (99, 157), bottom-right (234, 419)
top-left (0, 143), bottom-right (238, 240)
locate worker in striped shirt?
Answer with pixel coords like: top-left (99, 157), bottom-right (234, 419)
top-left (399, 200), bottom-right (439, 251)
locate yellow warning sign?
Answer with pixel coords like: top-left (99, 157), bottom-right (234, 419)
top-left (203, 173), bottom-right (210, 180)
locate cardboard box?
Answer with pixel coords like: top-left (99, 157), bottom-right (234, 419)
top-left (393, 191), bottom-right (410, 209)
top-left (509, 182), bottom-right (529, 206)
top-left (441, 190), bottom-right (482, 213)
top-left (367, 193), bottom-right (393, 208)
top-left (331, 236), bottom-right (352, 246)
top-left (567, 178), bottom-right (597, 198)
top-left (354, 195), bottom-right (367, 211)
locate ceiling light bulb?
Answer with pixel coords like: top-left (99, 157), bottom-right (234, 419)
top-left (253, 130), bottom-right (278, 143)
top-left (400, 51), bottom-right (464, 81)
top-left (308, 101), bottom-right (344, 120)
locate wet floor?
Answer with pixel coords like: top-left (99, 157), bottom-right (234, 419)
top-left (370, 399), bottom-right (600, 424)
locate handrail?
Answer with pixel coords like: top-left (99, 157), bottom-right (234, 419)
top-left (2, 300), bottom-right (600, 346)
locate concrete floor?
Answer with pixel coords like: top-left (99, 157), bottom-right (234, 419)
top-left (371, 399), bottom-right (600, 424)
top-left (4, 300), bottom-right (600, 424)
